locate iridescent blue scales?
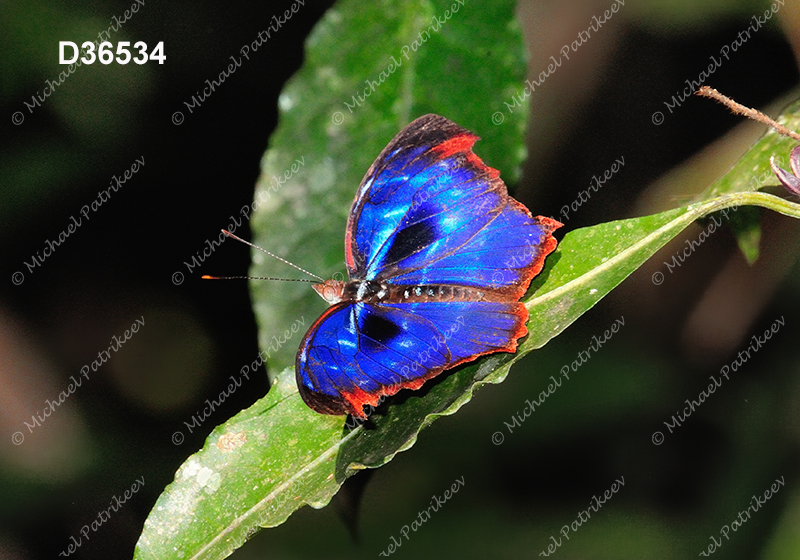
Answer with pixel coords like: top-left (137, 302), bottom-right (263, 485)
top-left (296, 114), bottom-right (561, 418)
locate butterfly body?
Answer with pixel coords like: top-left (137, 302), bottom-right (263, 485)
top-left (313, 279), bottom-right (507, 305)
top-left (296, 115), bottom-right (561, 419)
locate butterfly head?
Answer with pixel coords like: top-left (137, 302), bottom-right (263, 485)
top-left (312, 279), bottom-right (346, 304)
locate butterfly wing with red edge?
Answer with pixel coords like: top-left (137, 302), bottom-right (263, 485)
top-left (296, 114), bottom-right (560, 418)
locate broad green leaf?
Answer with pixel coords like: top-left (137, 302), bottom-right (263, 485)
top-left (249, 0), bottom-right (527, 376)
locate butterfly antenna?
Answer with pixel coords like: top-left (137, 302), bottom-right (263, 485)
top-left (201, 275), bottom-right (316, 282)
top-left (217, 229), bottom-right (324, 281)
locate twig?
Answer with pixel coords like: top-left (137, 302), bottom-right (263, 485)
top-left (696, 86), bottom-right (800, 142)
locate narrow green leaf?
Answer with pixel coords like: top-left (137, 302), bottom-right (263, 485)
top-left (135, 189), bottom-right (800, 560)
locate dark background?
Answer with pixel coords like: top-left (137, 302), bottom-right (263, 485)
top-left (2, 0), bottom-right (800, 558)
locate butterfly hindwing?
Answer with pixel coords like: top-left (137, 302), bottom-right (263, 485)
top-left (296, 302), bottom-right (450, 417)
top-left (296, 300), bottom-right (529, 418)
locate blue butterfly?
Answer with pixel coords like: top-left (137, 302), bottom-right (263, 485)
top-left (296, 114), bottom-right (561, 419)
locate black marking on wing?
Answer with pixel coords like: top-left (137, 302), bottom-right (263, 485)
top-left (384, 219), bottom-right (437, 266)
top-left (360, 313), bottom-right (401, 345)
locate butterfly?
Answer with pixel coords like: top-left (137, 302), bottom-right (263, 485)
top-left (296, 114), bottom-right (561, 419)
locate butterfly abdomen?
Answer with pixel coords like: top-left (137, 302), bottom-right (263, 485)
top-left (386, 283), bottom-right (509, 303)
top-left (314, 278), bottom-right (515, 305)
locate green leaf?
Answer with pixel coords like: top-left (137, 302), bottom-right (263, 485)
top-left (728, 205), bottom-right (762, 264)
top-left (249, 0), bottom-right (527, 376)
top-left (136, 189), bottom-right (800, 560)
top-left (134, 372), bottom-right (345, 560)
